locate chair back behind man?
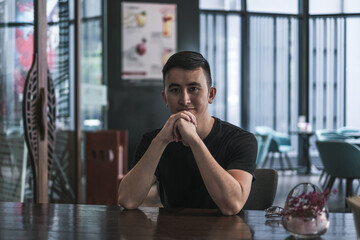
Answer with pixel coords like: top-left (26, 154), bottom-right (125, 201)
top-left (243, 168), bottom-right (278, 210)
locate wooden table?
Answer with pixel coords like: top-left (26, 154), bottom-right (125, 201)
top-left (0, 202), bottom-right (357, 239)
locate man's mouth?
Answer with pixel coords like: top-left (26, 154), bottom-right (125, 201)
top-left (178, 108), bottom-right (195, 112)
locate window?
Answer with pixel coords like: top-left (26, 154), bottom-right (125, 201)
top-left (310, 0), bottom-right (360, 14)
top-left (247, 0), bottom-right (298, 14)
top-left (200, 0), bottom-right (241, 11)
top-left (248, 16), bottom-right (298, 134)
top-left (200, 13), bottom-right (241, 126)
top-left (200, 0), bottom-right (360, 159)
top-left (81, 0), bottom-right (106, 131)
top-left (0, 0), bottom-right (105, 202)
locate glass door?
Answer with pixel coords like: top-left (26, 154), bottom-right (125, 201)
top-left (0, 0), bottom-right (105, 203)
top-left (0, 0), bottom-right (33, 202)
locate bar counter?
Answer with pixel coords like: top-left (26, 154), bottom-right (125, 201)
top-left (0, 202), bottom-right (356, 239)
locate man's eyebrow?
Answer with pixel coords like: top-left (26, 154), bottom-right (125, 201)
top-left (167, 82), bottom-right (201, 88)
top-left (168, 83), bottom-right (181, 88)
top-left (187, 82), bottom-right (201, 87)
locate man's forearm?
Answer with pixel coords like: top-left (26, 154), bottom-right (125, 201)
top-left (117, 136), bottom-right (167, 209)
top-left (188, 137), bottom-right (248, 215)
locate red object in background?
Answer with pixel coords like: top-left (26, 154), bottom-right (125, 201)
top-left (85, 130), bottom-right (128, 205)
top-left (17, 1), bottom-right (34, 12)
top-left (136, 38), bottom-right (147, 55)
top-left (14, 28), bottom-right (56, 94)
top-left (163, 15), bottom-right (172, 22)
top-left (47, 48), bottom-right (55, 69)
top-left (15, 28), bottom-right (34, 69)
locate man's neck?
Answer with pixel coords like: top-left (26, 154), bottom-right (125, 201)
top-left (197, 115), bottom-right (214, 140)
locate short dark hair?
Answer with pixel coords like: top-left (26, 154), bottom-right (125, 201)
top-left (162, 51), bottom-right (212, 88)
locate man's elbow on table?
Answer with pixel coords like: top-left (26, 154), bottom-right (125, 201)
top-left (118, 194), bottom-right (141, 210)
top-left (219, 200), bottom-right (243, 216)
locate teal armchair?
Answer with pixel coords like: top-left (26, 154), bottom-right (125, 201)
top-left (315, 129), bottom-right (349, 141)
top-left (337, 127), bottom-right (360, 138)
top-left (316, 140), bottom-right (360, 202)
top-left (255, 126), bottom-right (293, 170)
top-left (315, 129), bottom-right (350, 187)
top-left (254, 130), bottom-right (272, 166)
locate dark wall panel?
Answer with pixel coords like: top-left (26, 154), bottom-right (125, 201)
top-left (107, 0), bottom-right (200, 163)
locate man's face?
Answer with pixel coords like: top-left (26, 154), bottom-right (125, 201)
top-left (162, 67), bottom-right (216, 120)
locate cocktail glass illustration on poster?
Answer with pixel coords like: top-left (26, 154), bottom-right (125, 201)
top-left (122, 2), bottom-right (177, 80)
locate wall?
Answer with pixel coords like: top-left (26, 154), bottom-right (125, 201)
top-left (107, 0), bottom-right (200, 166)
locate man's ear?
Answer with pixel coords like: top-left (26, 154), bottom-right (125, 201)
top-left (161, 91), bottom-right (168, 106)
top-left (208, 87), bottom-right (216, 104)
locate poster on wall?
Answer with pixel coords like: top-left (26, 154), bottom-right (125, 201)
top-left (122, 2), bottom-right (177, 80)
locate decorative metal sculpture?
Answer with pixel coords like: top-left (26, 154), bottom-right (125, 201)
top-left (22, 55), bottom-right (56, 202)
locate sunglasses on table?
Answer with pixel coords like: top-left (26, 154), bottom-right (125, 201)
top-left (265, 206), bottom-right (284, 218)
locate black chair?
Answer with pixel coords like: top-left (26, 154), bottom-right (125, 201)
top-left (243, 168), bottom-right (278, 210)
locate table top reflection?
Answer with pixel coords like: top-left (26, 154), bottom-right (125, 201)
top-left (0, 202), bottom-right (357, 239)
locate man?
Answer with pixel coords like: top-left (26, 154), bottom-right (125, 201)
top-left (118, 51), bottom-right (257, 215)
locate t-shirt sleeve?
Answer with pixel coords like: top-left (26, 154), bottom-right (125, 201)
top-left (225, 131), bottom-right (257, 175)
top-left (131, 129), bottom-right (161, 171)
top-left (131, 132), bottom-right (155, 169)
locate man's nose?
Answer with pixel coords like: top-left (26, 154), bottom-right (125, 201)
top-left (179, 90), bottom-right (191, 105)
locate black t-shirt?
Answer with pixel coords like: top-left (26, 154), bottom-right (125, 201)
top-left (132, 117), bottom-right (257, 209)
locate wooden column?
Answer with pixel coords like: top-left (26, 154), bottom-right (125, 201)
top-left (35, 0), bottom-right (48, 203)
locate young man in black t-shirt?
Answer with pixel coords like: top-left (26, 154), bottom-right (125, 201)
top-left (118, 51), bottom-right (257, 215)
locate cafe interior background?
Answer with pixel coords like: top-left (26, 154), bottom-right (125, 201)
top-left (0, 0), bottom-right (360, 210)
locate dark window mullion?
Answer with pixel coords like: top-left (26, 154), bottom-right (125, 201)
top-left (212, 14), bottom-right (217, 117)
top-left (273, 17), bottom-right (277, 130)
top-left (224, 14), bottom-right (228, 120)
top-left (343, 17), bottom-right (347, 125)
top-left (322, 18), bottom-right (327, 127)
top-left (287, 17), bottom-right (292, 133)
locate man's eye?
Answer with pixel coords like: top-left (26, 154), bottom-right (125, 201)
top-left (170, 88), bottom-right (179, 93)
top-left (189, 87), bottom-right (199, 92)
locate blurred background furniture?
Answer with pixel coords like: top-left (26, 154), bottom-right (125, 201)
top-left (315, 129), bottom-right (350, 187)
top-left (85, 130), bottom-right (128, 205)
top-left (255, 126), bottom-right (293, 170)
top-left (316, 140), bottom-right (360, 207)
top-left (0, 128), bottom-right (27, 202)
top-left (315, 129), bottom-right (350, 141)
top-left (243, 168), bottom-right (278, 210)
top-left (337, 127), bottom-right (360, 139)
top-left (291, 130), bottom-right (316, 174)
top-left (254, 131), bottom-right (272, 166)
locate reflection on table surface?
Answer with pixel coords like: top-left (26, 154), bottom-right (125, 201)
top-left (0, 202), bottom-right (357, 239)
